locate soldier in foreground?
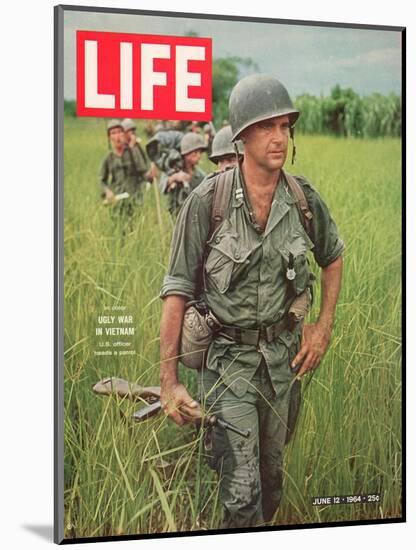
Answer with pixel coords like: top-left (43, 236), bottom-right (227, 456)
top-left (159, 74), bottom-right (344, 529)
top-left (159, 132), bottom-right (207, 216)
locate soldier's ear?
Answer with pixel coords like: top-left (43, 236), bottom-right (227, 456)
top-left (239, 128), bottom-right (249, 144)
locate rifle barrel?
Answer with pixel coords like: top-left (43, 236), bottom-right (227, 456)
top-left (133, 401), bottom-right (251, 439)
top-left (213, 416), bottom-right (251, 439)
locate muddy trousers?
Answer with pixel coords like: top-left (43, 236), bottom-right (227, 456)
top-left (199, 358), bottom-right (295, 529)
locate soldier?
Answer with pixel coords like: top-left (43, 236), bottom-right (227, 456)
top-left (209, 125), bottom-right (243, 171)
top-left (159, 132), bottom-right (207, 216)
top-left (99, 119), bottom-right (147, 222)
top-left (121, 118), bottom-right (157, 192)
top-left (159, 74), bottom-right (344, 529)
top-left (145, 125), bottom-right (184, 175)
top-left (203, 122), bottom-right (216, 157)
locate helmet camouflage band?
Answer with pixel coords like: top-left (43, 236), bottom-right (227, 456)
top-left (228, 74), bottom-right (300, 141)
top-left (180, 132), bottom-right (207, 155)
top-left (107, 119), bottom-right (124, 133)
top-left (209, 126), bottom-right (243, 163)
top-left (121, 118), bottom-right (136, 132)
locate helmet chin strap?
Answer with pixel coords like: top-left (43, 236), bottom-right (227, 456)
top-left (290, 126), bottom-right (296, 165)
top-left (234, 142), bottom-right (241, 165)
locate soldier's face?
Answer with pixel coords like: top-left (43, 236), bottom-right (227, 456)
top-left (217, 155), bottom-right (238, 171)
top-left (109, 127), bottom-right (125, 147)
top-left (185, 150), bottom-right (202, 167)
top-left (241, 115), bottom-right (290, 172)
top-left (126, 129), bottom-right (135, 141)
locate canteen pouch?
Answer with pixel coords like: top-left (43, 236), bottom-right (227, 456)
top-left (179, 302), bottom-right (221, 369)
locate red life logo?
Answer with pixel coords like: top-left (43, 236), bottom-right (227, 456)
top-left (76, 31), bottom-right (212, 120)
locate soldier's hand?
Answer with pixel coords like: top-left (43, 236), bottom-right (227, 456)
top-left (291, 322), bottom-right (331, 377)
top-left (160, 382), bottom-right (202, 426)
top-left (167, 174), bottom-right (179, 190)
top-left (105, 189), bottom-right (116, 203)
top-left (173, 171), bottom-right (190, 184)
top-left (147, 163), bottom-right (158, 181)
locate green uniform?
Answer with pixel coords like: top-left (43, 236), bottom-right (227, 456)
top-left (131, 141), bottom-right (151, 194)
top-left (160, 166), bottom-right (344, 528)
top-left (159, 166), bottom-right (206, 216)
top-left (99, 144), bottom-right (150, 216)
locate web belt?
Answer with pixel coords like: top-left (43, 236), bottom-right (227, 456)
top-left (218, 317), bottom-right (289, 346)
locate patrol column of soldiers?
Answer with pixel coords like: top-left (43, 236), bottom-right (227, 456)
top-left (159, 74), bottom-right (344, 528)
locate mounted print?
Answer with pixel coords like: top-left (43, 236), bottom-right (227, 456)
top-left (54, 4), bottom-right (405, 544)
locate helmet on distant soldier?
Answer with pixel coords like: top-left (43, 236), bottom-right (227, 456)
top-left (121, 118), bottom-right (136, 132)
top-left (228, 74), bottom-right (299, 141)
top-left (180, 132), bottom-right (207, 155)
top-left (209, 126), bottom-right (243, 163)
top-left (107, 119), bottom-right (124, 134)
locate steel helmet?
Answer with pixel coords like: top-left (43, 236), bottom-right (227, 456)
top-left (107, 119), bottom-right (123, 133)
top-left (229, 74), bottom-right (299, 141)
top-left (209, 126), bottom-right (243, 163)
top-left (180, 132), bottom-right (207, 155)
top-left (121, 118), bottom-right (136, 132)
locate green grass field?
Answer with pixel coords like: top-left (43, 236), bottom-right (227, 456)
top-left (63, 116), bottom-right (402, 538)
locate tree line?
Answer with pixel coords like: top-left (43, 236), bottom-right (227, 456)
top-left (64, 61), bottom-right (401, 139)
top-left (294, 84), bottom-right (401, 138)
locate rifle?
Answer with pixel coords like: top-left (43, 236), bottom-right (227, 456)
top-left (133, 399), bottom-right (251, 439)
top-left (93, 376), bottom-right (250, 438)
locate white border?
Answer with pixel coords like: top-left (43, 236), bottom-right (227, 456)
top-left (1, 1), bottom-right (412, 549)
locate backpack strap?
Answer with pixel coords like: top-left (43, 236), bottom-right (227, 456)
top-left (283, 170), bottom-right (313, 238)
top-left (209, 167), bottom-right (234, 239)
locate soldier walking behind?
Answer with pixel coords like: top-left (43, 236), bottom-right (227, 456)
top-left (209, 125), bottom-right (243, 172)
top-left (159, 74), bottom-right (344, 529)
top-left (159, 132), bottom-right (207, 216)
top-left (99, 119), bottom-right (150, 232)
top-left (121, 118), bottom-right (157, 194)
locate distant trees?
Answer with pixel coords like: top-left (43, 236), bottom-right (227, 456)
top-left (64, 99), bottom-right (76, 117)
top-left (64, 74), bottom-right (401, 139)
top-left (295, 85), bottom-right (401, 138)
top-left (212, 56), bottom-right (258, 126)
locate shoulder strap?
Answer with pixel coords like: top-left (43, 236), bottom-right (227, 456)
top-left (283, 170), bottom-right (313, 237)
top-left (209, 167), bottom-right (234, 239)
top-left (125, 144), bottom-right (140, 177)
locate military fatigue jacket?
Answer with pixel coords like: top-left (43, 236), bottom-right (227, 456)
top-left (161, 166), bottom-right (344, 397)
top-left (160, 166), bottom-right (206, 215)
top-left (99, 144), bottom-right (149, 198)
top-left (131, 141), bottom-right (151, 180)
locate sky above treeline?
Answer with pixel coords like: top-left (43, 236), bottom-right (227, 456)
top-left (63, 9), bottom-right (402, 99)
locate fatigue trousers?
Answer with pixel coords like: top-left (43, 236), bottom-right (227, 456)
top-left (199, 357), bottom-right (299, 529)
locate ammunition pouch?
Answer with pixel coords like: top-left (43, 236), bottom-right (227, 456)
top-left (179, 301), bottom-right (222, 370)
top-left (180, 288), bottom-right (311, 369)
top-left (217, 288), bottom-right (311, 346)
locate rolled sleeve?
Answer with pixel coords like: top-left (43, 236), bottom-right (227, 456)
top-left (160, 275), bottom-right (196, 299)
top-left (299, 177), bottom-right (345, 268)
top-left (160, 186), bottom-right (211, 300)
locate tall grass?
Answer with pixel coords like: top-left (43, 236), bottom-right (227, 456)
top-left (63, 117), bottom-right (402, 537)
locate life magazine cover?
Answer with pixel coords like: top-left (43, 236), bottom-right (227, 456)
top-left (54, 5), bottom-right (404, 543)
